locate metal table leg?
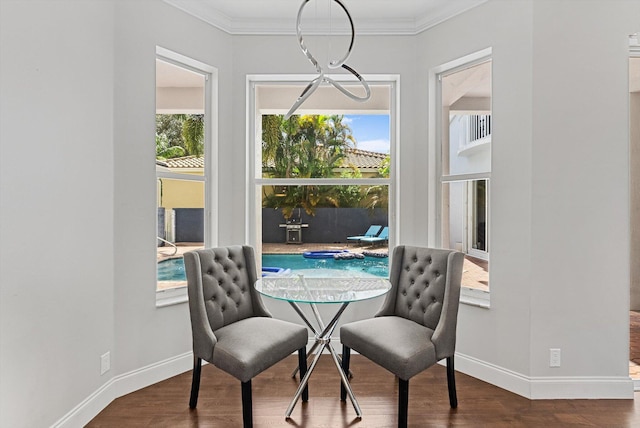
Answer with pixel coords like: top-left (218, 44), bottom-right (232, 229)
top-left (288, 301), bottom-right (321, 378)
top-left (285, 302), bottom-right (361, 419)
top-left (288, 301), bottom-right (353, 379)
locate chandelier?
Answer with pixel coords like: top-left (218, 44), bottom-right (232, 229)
top-left (285, 0), bottom-right (371, 119)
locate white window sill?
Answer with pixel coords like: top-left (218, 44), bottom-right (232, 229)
top-left (156, 286), bottom-right (188, 307)
top-left (460, 286), bottom-right (490, 308)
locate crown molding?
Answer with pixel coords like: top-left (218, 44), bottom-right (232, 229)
top-left (164, 0), bottom-right (234, 33)
top-left (164, 0), bottom-right (487, 36)
top-left (415, 0), bottom-right (489, 34)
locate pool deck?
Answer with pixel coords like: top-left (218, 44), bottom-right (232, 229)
top-left (157, 242), bottom-right (380, 261)
top-left (262, 242), bottom-right (377, 254)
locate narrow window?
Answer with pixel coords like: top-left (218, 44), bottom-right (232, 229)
top-left (155, 50), bottom-right (216, 303)
top-left (439, 59), bottom-right (491, 292)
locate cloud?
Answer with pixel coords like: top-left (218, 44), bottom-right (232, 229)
top-left (342, 116), bottom-right (354, 124)
top-left (356, 139), bottom-right (390, 154)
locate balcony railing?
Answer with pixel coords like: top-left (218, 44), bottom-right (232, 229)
top-left (469, 114), bottom-right (491, 142)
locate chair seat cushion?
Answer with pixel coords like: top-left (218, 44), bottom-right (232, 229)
top-left (341, 316), bottom-right (436, 380)
top-left (212, 317), bottom-right (308, 383)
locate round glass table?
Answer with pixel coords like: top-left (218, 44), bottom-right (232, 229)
top-left (255, 270), bottom-right (391, 419)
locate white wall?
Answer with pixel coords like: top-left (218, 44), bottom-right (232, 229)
top-left (529, 0), bottom-right (636, 389)
top-left (0, 1), bottom-right (233, 427)
top-left (420, 0), bottom-right (640, 397)
top-left (419, 0), bottom-right (536, 387)
top-left (111, 0), bottom-right (233, 376)
top-left (0, 1), bottom-right (115, 427)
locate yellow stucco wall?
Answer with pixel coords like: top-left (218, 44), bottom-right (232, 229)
top-left (157, 170), bottom-right (204, 209)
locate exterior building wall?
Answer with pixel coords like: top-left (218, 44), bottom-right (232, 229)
top-left (158, 178), bottom-right (204, 209)
top-left (631, 92), bottom-right (640, 310)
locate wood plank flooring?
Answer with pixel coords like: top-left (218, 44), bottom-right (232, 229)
top-left (630, 311), bottom-right (640, 379)
top-left (88, 355), bottom-right (640, 427)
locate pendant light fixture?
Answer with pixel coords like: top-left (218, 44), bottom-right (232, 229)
top-left (285, 0), bottom-right (371, 119)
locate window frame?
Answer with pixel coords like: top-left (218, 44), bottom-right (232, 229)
top-left (246, 74), bottom-right (400, 267)
top-left (431, 49), bottom-right (492, 308)
top-left (155, 47), bottom-right (218, 307)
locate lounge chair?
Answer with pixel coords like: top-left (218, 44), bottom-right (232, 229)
top-left (360, 226), bottom-right (389, 246)
top-left (347, 225), bottom-right (382, 243)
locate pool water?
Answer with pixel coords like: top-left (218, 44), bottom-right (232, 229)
top-left (262, 254), bottom-right (389, 278)
top-left (157, 258), bottom-right (186, 281)
top-left (157, 253), bottom-right (389, 281)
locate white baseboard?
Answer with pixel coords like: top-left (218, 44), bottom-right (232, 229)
top-left (454, 352), bottom-right (634, 399)
top-left (52, 341), bottom-right (319, 428)
top-left (314, 340), bottom-right (634, 399)
top-left (529, 375), bottom-right (634, 399)
top-left (51, 352), bottom-right (194, 428)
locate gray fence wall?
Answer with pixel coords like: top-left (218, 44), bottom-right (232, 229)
top-left (262, 207), bottom-right (388, 244)
top-left (174, 208), bottom-right (204, 243)
top-left (158, 207), bottom-right (387, 244)
top-left (157, 208), bottom-right (166, 247)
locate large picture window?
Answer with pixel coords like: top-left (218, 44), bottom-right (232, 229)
top-left (438, 58), bottom-right (491, 293)
top-left (250, 79), bottom-right (397, 278)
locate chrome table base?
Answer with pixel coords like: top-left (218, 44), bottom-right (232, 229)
top-left (285, 301), bottom-right (362, 419)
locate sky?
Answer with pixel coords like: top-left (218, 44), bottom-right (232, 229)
top-left (343, 114), bottom-right (390, 154)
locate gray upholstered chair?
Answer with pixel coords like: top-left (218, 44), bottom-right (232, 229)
top-left (184, 245), bottom-right (309, 428)
top-left (340, 245), bottom-right (464, 428)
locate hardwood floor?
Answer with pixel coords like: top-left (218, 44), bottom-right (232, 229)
top-left (88, 355), bottom-right (640, 427)
top-left (630, 311), bottom-right (640, 379)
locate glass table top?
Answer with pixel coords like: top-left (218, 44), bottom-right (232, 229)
top-left (255, 269), bottom-right (391, 304)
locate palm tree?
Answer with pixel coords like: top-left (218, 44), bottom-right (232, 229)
top-left (262, 114), bottom-right (281, 168)
top-left (156, 133), bottom-right (186, 159)
top-left (156, 114), bottom-right (204, 158)
top-left (261, 114), bottom-right (357, 218)
top-left (181, 114), bottom-right (204, 156)
top-left (362, 155), bottom-right (390, 210)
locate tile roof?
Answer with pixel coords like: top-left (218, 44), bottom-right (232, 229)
top-left (341, 148), bottom-right (387, 169)
top-left (157, 149), bottom-right (387, 170)
top-left (158, 155), bottom-right (204, 169)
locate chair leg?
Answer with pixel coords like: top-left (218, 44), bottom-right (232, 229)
top-left (398, 378), bottom-right (409, 428)
top-left (298, 347), bottom-right (309, 402)
top-left (189, 357), bottom-right (202, 409)
top-left (241, 380), bottom-right (252, 428)
top-left (340, 345), bottom-right (351, 401)
top-left (447, 356), bottom-right (458, 408)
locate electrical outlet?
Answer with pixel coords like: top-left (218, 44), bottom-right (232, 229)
top-left (101, 352), bottom-right (111, 375)
top-left (549, 348), bottom-right (561, 367)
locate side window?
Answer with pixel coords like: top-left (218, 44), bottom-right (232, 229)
top-left (155, 50), bottom-right (216, 302)
top-left (439, 59), bottom-right (491, 292)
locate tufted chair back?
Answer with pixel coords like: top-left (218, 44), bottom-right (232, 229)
top-left (184, 245), bottom-right (271, 362)
top-left (376, 245), bottom-right (464, 359)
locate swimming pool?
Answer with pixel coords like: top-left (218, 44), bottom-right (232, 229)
top-left (157, 253), bottom-right (389, 281)
top-left (262, 254), bottom-right (389, 278)
top-left (157, 258), bottom-right (186, 281)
